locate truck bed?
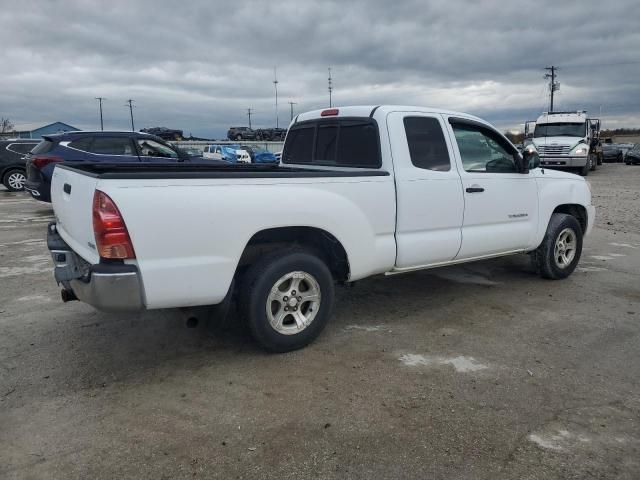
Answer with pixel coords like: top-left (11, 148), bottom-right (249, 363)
top-left (56, 163), bottom-right (390, 179)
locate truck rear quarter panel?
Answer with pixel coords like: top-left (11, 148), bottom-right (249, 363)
top-left (97, 176), bottom-right (396, 309)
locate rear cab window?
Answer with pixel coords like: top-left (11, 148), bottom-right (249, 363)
top-left (283, 118), bottom-right (381, 168)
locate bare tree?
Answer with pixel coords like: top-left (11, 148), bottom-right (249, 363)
top-left (1, 117), bottom-right (14, 134)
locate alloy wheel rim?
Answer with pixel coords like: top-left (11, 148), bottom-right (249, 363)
top-left (554, 228), bottom-right (577, 268)
top-left (7, 172), bottom-right (25, 190)
top-left (266, 271), bottom-right (321, 335)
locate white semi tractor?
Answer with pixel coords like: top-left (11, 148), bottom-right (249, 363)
top-left (524, 111), bottom-right (603, 176)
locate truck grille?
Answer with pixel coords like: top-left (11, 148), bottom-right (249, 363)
top-left (538, 144), bottom-right (571, 155)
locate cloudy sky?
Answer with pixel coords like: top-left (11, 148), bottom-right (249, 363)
top-left (2, 0), bottom-right (639, 138)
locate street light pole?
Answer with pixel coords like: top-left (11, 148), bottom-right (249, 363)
top-left (288, 101), bottom-right (297, 121)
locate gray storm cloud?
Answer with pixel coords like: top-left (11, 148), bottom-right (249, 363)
top-left (1, 0), bottom-right (639, 137)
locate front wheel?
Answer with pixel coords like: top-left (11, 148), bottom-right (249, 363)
top-left (532, 213), bottom-right (583, 279)
top-left (240, 249), bottom-right (335, 352)
top-left (579, 157), bottom-right (590, 176)
top-left (2, 168), bottom-right (27, 191)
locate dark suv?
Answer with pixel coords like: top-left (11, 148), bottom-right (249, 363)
top-left (227, 127), bottom-right (258, 141)
top-left (0, 139), bottom-right (40, 191)
top-left (25, 131), bottom-right (193, 202)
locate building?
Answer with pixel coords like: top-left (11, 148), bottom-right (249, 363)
top-left (6, 122), bottom-right (80, 139)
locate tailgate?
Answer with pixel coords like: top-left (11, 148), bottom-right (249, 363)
top-left (50, 166), bottom-right (100, 264)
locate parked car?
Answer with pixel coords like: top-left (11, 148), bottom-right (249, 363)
top-left (0, 139), bottom-right (40, 191)
top-left (46, 105), bottom-right (594, 353)
top-left (203, 144), bottom-right (252, 163)
top-left (256, 128), bottom-right (287, 141)
top-left (227, 127), bottom-right (258, 141)
top-left (240, 145), bottom-right (278, 163)
top-left (24, 131), bottom-right (198, 202)
top-left (140, 127), bottom-right (183, 141)
top-left (625, 144), bottom-right (640, 165)
top-left (602, 143), bottom-right (624, 163)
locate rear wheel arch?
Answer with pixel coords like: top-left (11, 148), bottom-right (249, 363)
top-left (235, 226), bottom-right (350, 283)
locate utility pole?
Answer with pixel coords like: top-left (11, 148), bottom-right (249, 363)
top-left (288, 101), bottom-right (297, 121)
top-left (246, 108), bottom-right (254, 129)
top-left (95, 97), bottom-right (105, 131)
top-left (328, 67), bottom-right (333, 107)
top-left (544, 66), bottom-right (559, 112)
top-left (125, 99), bottom-right (135, 131)
top-left (273, 67), bottom-right (279, 128)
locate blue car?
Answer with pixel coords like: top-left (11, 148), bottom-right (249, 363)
top-left (25, 131), bottom-right (203, 202)
top-left (241, 145), bottom-right (278, 163)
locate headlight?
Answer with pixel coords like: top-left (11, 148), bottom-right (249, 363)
top-left (525, 145), bottom-right (537, 154)
top-left (573, 144), bottom-right (588, 155)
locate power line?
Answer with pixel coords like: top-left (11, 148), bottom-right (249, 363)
top-left (288, 101), bottom-right (297, 121)
top-left (95, 97), bottom-right (105, 131)
top-left (544, 66), bottom-right (559, 112)
top-left (328, 67), bottom-right (333, 107)
top-left (246, 108), bottom-right (254, 129)
top-left (125, 99), bottom-right (135, 131)
top-left (273, 66), bottom-right (279, 129)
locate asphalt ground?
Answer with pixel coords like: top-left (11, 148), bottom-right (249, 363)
top-left (1, 164), bottom-right (639, 479)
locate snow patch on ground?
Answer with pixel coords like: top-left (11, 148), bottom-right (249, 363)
top-left (345, 325), bottom-right (384, 332)
top-left (399, 354), bottom-right (488, 372)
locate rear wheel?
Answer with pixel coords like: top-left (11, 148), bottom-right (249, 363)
top-left (240, 249), bottom-right (335, 352)
top-left (532, 213), bottom-right (583, 279)
top-left (236, 134), bottom-right (242, 141)
top-left (2, 168), bottom-right (27, 191)
top-left (589, 154), bottom-right (597, 171)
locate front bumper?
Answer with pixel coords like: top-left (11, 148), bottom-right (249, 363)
top-left (539, 156), bottom-right (588, 168)
top-left (47, 223), bottom-right (144, 312)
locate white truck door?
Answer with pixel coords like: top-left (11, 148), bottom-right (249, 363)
top-left (446, 118), bottom-right (539, 259)
top-left (388, 112), bottom-right (464, 268)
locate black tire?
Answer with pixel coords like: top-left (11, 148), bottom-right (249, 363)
top-left (590, 154), bottom-right (597, 171)
top-left (597, 153), bottom-right (603, 165)
top-left (239, 249), bottom-right (335, 352)
top-left (579, 157), bottom-right (590, 176)
top-left (236, 134), bottom-right (242, 141)
top-left (2, 168), bottom-right (27, 191)
top-left (532, 213), bottom-right (583, 280)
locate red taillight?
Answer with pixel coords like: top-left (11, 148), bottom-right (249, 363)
top-left (31, 155), bottom-right (63, 169)
top-left (92, 190), bottom-right (135, 259)
top-left (321, 108), bottom-right (339, 117)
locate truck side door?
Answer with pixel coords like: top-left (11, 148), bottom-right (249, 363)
top-left (446, 118), bottom-right (539, 259)
top-left (388, 112), bottom-right (464, 268)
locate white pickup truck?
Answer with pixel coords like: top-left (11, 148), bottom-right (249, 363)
top-left (47, 105), bottom-right (595, 352)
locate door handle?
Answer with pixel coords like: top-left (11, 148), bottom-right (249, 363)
top-left (466, 186), bottom-right (484, 193)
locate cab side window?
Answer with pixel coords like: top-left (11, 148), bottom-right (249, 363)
top-left (452, 123), bottom-right (517, 173)
top-left (404, 117), bottom-right (450, 171)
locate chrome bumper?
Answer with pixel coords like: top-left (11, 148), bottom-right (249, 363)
top-left (47, 223), bottom-right (144, 312)
top-left (540, 156), bottom-right (588, 168)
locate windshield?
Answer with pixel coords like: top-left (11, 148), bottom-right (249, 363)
top-left (534, 122), bottom-right (585, 138)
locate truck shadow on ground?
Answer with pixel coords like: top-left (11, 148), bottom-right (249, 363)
top-left (29, 254), bottom-right (542, 390)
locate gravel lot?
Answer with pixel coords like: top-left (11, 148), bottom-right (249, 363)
top-left (1, 164), bottom-right (639, 479)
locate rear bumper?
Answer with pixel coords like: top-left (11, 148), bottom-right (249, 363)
top-left (47, 223), bottom-right (144, 312)
top-left (540, 156), bottom-right (588, 168)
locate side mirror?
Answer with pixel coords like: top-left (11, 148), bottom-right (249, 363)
top-left (522, 149), bottom-right (540, 171)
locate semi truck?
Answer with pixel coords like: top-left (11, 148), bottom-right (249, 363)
top-left (524, 111), bottom-right (603, 176)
